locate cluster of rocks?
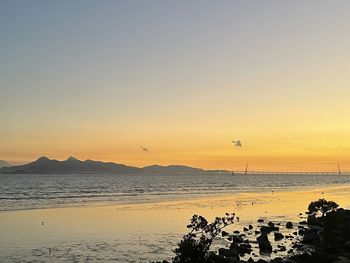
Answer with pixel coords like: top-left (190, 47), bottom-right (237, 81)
top-left (212, 218), bottom-right (304, 263)
top-left (155, 208), bottom-right (350, 263)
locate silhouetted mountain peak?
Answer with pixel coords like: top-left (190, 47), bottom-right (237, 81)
top-left (66, 156), bottom-right (80, 162)
top-left (0, 160), bottom-right (10, 168)
top-left (36, 156), bottom-right (50, 162)
top-left (0, 156), bottom-right (228, 174)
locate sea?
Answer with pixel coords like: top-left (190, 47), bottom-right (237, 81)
top-left (1, 173), bottom-right (350, 262)
top-left (1, 172), bottom-right (350, 211)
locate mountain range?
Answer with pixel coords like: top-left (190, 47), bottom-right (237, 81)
top-left (0, 156), bottom-right (228, 174)
top-left (0, 160), bottom-right (10, 168)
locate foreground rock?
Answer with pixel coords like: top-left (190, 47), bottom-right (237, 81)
top-left (257, 233), bottom-right (272, 253)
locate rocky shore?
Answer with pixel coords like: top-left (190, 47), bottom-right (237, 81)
top-left (154, 200), bottom-right (350, 263)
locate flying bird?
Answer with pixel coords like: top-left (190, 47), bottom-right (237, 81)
top-left (232, 140), bottom-right (242, 147)
top-left (140, 146), bottom-right (149, 152)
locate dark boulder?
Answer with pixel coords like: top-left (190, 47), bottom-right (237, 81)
top-left (257, 233), bottom-right (272, 253)
top-left (274, 232), bottom-right (284, 241)
top-left (302, 229), bottom-right (319, 244)
top-left (286, 221), bottom-right (293, 229)
top-left (260, 226), bottom-right (272, 234)
top-left (238, 243), bottom-right (252, 255)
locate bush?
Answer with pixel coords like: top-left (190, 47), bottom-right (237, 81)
top-left (308, 199), bottom-right (339, 217)
top-left (173, 213), bottom-right (238, 263)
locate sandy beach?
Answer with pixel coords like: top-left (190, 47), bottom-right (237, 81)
top-left (1, 184), bottom-right (349, 262)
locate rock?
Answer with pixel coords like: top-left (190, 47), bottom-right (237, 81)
top-left (270, 258), bottom-right (283, 263)
top-left (286, 222), bottom-right (293, 229)
top-left (238, 243), bottom-right (252, 255)
top-left (293, 231), bottom-right (298, 235)
top-left (302, 229), bottom-right (319, 244)
top-left (209, 253), bottom-right (237, 263)
top-left (248, 224), bottom-right (253, 230)
top-left (268, 222), bottom-right (275, 228)
top-left (274, 232), bottom-right (284, 241)
top-left (254, 230), bottom-right (260, 235)
top-left (260, 226), bottom-right (272, 234)
top-left (278, 246), bottom-right (286, 252)
top-left (230, 242), bottom-right (238, 250)
top-left (257, 234), bottom-right (272, 253)
top-left (231, 235), bottom-right (244, 243)
top-left (233, 230), bottom-right (240, 234)
top-left (243, 227), bottom-right (249, 232)
top-left (218, 248), bottom-right (239, 258)
top-left (299, 221), bottom-right (307, 225)
top-left (222, 231), bottom-right (229, 237)
top-left (345, 240), bottom-right (350, 248)
top-left (257, 219), bottom-right (264, 223)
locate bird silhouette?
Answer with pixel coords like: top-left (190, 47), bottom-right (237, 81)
top-left (232, 140), bottom-right (242, 147)
top-left (140, 146), bottom-right (149, 152)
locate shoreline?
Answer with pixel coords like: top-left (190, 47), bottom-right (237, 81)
top-left (1, 184), bottom-right (349, 262)
top-left (1, 183), bottom-right (350, 213)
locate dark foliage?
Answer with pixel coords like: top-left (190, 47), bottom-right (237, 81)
top-left (173, 213), bottom-right (238, 263)
top-left (308, 199), bottom-right (339, 217)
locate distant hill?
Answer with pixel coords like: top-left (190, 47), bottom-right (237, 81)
top-left (0, 160), bottom-right (10, 168)
top-left (0, 156), bottom-right (140, 174)
top-left (0, 156), bottom-right (228, 174)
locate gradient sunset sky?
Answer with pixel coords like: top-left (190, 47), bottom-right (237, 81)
top-left (1, 1), bottom-right (350, 171)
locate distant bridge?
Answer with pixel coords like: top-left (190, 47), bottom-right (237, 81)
top-left (232, 171), bottom-right (344, 176)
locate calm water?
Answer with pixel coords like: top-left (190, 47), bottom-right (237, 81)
top-left (1, 173), bottom-right (350, 211)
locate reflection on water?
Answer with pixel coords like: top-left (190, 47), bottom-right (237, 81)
top-left (0, 185), bottom-right (349, 262)
top-left (1, 173), bottom-right (350, 211)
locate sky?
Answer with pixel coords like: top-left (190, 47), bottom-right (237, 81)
top-left (1, 1), bottom-right (350, 171)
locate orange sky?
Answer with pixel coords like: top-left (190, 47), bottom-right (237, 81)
top-left (1, 1), bottom-right (350, 171)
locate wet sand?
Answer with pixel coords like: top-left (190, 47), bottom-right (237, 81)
top-left (0, 184), bottom-right (349, 262)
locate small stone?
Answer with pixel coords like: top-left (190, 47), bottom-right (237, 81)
top-left (274, 232), bottom-right (284, 241)
top-left (286, 222), bottom-right (293, 229)
top-left (222, 231), bottom-right (229, 237)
